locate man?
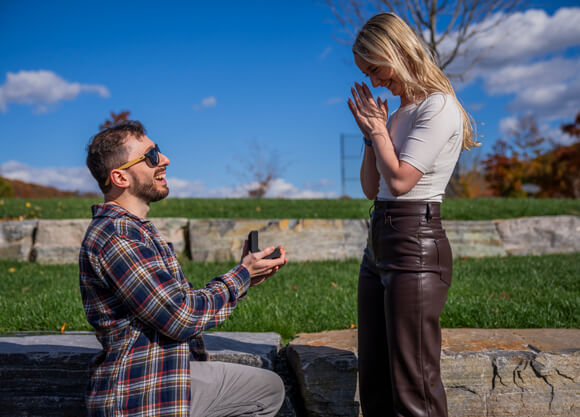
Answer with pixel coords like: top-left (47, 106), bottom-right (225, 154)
top-left (80, 120), bottom-right (287, 417)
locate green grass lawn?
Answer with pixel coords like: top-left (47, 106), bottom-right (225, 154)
top-left (1, 197), bottom-right (579, 220)
top-left (1, 254), bottom-right (578, 341)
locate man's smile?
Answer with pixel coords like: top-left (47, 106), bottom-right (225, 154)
top-left (154, 171), bottom-right (166, 184)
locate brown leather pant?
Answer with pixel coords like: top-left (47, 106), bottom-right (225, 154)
top-left (358, 200), bottom-right (452, 417)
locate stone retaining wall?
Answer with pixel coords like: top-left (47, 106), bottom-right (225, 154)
top-left (1, 216), bottom-right (578, 264)
top-left (1, 329), bottom-right (578, 416)
top-left (286, 329), bottom-right (580, 417)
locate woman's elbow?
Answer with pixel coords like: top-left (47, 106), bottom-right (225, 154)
top-left (387, 179), bottom-right (412, 196)
top-left (362, 185), bottom-right (378, 200)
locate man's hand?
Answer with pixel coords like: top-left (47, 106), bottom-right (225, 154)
top-left (241, 241), bottom-right (287, 287)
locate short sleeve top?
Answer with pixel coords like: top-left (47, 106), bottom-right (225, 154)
top-left (376, 92), bottom-right (463, 202)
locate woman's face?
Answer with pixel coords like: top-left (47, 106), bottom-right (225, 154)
top-left (354, 54), bottom-right (404, 98)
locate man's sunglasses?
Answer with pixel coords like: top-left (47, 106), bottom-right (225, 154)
top-left (105, 144), bottom-right (162, 186)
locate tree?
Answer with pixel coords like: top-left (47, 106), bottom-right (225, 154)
top-left (446, 148), bottom-right (492, 198)
top-left (99, 110), bottom-right (131, 130)
top-left (562, 112), bottom-right (580, 138)
top-left (0, 177), bottom-right (14, 198)
top-left (483, 112), bottom-right (580, 198)
top-left (231, 141), bottom-right (285, 198)
top-left (325, 0), bottom-right (525, 79)
top-left (483, 114), bottom-right (546, 197)
top-left (532, 112), bottom-right (580, 198)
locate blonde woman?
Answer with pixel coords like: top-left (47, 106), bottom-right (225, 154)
top-left (348, 13), bottom-right (477, 417)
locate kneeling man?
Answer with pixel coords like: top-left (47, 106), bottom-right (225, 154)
top-left (80, 120), bottom-right (286, 416)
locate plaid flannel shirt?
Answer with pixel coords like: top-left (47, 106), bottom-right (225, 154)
top-left (79, 203), bottom-right (250, 417)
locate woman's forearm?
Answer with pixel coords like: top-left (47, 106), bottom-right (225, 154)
top-left (371, 131), bottom-right (422, 196)
top-left (360, 145), bottom-right (379, 200)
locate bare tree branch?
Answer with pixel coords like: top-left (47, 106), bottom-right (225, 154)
top-left (229, 140), bottom-right (287, 198)
top-left (327, 0), bottom-right (528, 79)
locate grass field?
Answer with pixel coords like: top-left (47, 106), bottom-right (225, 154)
top-left (1, 197), bottom-right (580, 220)
top-left (1, 254), bottom-right (578, 341)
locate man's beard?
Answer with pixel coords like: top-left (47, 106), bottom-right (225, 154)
top-left (133, 175), bottom-right (169, 203)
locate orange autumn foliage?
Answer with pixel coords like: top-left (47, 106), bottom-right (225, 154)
top-left (483, 112), bottom-right (580, 198)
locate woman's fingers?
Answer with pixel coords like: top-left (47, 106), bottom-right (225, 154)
top-left (351, 87), bottom-right (364, 110)
top-left (347, 98), bottom-right (358, 116)
top-left (377, 97), bottom-right (385, 117)
top-left (356, 82), bottom-right (382, 113)
top-left (361, 82), bottom-right (375, 102)
top-left (378, 96), bottom-right (389, 118)
top-left (349, 82), bottom-right (389, 136)
top-left (355, 82), bottom-right (372, 106)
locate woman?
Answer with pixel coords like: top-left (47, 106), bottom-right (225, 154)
top-left (348, 13), bottom-right (478, 417)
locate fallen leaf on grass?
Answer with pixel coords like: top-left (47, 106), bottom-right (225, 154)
top-left (331, 282), bottom-right (338, 288)
top-left (60, 322), bottom-right (67, 333)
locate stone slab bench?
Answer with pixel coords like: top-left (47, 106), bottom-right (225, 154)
top-left (0, 331), bottom-right (287, 417)
top-left (2, 216), bottom-right (579, 263)
top-left (287, 328), bottom-right (580, 417)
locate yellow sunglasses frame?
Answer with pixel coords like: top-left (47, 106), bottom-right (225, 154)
top-left (104, 145), bottom-right (160, 186)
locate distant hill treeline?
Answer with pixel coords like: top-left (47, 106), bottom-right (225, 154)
top-left (0, 176), bottom-right (98, 199)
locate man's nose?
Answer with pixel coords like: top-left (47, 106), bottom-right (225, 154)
top-left (160, 152), bottom-right (170, 166)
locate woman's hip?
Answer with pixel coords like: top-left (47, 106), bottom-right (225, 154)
top-left (367, 201), bottom-right (452, 279)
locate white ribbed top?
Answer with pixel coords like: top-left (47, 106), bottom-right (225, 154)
top-left (376, 93), bottom-right (463, 202)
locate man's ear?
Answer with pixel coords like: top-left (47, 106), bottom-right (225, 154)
top-left (109, 169), bottom-right (131, 189)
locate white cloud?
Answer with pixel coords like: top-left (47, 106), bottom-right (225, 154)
top-left (0, 70), bottom-right (110, 112)
top-left (262, 178), bottom-right (338, 198)
top-left (538, 122), bottom-right (577, 146)
top-left (445, 8), bottom-right (580, 73)
top-left (498, 116), bottom-right (519, 136)
top-left (497, 115), bottom-right (575, 146)
top-left (0, 160), bottom-right (338, 198)
top-left (440, 7), bottom-right (580, 123)
top-left (166, 177), bottom-right (207, 197)
top-left (191, 178), bottom-right (338, 199)
top-left (193, 96), bottom-right (217, 110)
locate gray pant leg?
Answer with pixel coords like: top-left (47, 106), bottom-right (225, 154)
top-left (190, 361), bottom-right (285, 417)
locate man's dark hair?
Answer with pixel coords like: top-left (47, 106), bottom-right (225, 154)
top-left (86, 120), bottom-right (146, 193)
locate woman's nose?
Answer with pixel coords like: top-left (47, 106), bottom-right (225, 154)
top-left (370, 74), bottom-right (380, 88)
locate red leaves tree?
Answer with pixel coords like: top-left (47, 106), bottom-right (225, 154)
top-left (483, 112), bottom-right (580, 198)
top-left (99, 110), bottom-right (131, 130)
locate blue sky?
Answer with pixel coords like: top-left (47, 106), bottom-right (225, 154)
top-left (1, 0), bottom-right (579, 198)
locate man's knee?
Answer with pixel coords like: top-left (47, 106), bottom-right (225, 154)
top-left (237, 367), bottom-right (285, 416)
top-left (256, 369), bottom-right (285, 407)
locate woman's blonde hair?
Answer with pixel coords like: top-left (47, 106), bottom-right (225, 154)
top-left (353, 12), bottom-right (479, 149)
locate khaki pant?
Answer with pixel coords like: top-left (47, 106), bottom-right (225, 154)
top-left (189, 361), bottom-right (285, 417)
